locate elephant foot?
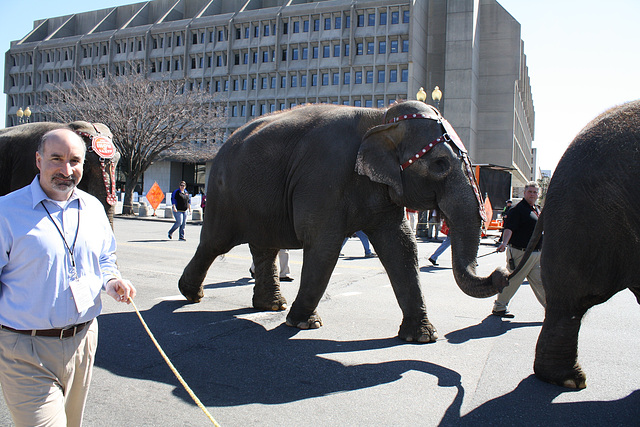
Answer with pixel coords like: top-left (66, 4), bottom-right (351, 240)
top-left (285, 311), bottom-right (323, 330)
top-left (398, 317), bottom-right (438, 343)
top-left (253, 293), bottom-right (288, 311)
top-left (178, 278), bottom-right (204, 303)
top-left (534, 360), bottom-right (587, 389)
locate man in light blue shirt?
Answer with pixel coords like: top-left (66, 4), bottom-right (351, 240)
top-left (0, 128), bottom-right (136, 427)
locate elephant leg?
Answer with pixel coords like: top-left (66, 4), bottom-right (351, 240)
top-left (251, 246), bottom-right (287, 311)
top-left (534, 304), bottom-right (587, 389)
top-left (286, 240), bottom-right (341, 330)
top-left (367, 223), bottom-right (436, 343)
top-left (178, 238), bottom-right (234, 303)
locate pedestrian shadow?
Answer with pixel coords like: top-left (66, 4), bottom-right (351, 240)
top-left (420, 265), bottom-right (452, 273)
top-left (445, 316), bottom-right (543, 344)
top-left (202, 278), bottom-right (253, 289)
top-left (95, 301), bottom-right (462, 407)
top-left (439, 375), bottom-right (640, 426)
top-left (128, 239), bottom-right (172, 243)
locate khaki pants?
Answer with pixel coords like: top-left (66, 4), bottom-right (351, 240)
top-left (493, 247), bottom-right (546, 312)
top-left (0, 320), bottom-right (98, 427)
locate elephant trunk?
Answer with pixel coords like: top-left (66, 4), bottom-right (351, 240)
top-left (445, 203), bottom-right (509, 298)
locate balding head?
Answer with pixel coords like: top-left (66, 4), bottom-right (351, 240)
top-left (36, 128), bottom-right (86, 201)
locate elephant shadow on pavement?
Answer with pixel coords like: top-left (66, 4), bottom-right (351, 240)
top-left (444, 315), bottom-right (543, 344)
top-left (440, 375), bottom-right (640, 426)
top-left (95, 299), bottom-right (463, 407)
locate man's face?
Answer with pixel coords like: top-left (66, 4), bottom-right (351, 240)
top-left (36, 130), bottom-right (85, 201)
top-left (523, 186), bottom-right (539, 206)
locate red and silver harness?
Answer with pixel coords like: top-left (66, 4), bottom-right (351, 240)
top-left (387, 112), bottom-right (487, 222)
top-left (74, 127), bottom-right (118, 206)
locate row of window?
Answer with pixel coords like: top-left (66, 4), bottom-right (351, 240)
top-left (229, 97), bottom-right (398, 118)
top-left (222, 68), bottom-right (409, 92)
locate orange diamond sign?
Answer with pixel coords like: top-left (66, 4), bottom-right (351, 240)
top-left (146, 182), bottom-right (165, 211)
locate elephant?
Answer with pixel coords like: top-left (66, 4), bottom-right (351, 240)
top-left (513, 100), bottom-right (640, 388)
top-left (178, 100), bottom-right (509, 342)
top-left (0, 121), bottom-right (119, 224)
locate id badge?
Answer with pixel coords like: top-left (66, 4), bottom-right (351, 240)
top-left (69, 275), bottom-right (101, 313)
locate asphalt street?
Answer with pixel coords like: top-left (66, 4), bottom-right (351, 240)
top-left (0, 217), bottom-right (638, 426)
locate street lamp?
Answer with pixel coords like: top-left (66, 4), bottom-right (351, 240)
top-left (15, 106), bottom-right (31, 125)
top-left (431, 86), bottom-right (442, 110)
top-left (416, 87), bottom-right (427, 103)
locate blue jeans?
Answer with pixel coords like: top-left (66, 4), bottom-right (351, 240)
top-left (169, 210), bottom-right (187, 239)
top-left (341, 230), bottom-right (372, 255)
top-left (429, 236), bottom-right (451, 261)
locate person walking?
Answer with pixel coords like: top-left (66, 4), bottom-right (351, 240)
top-left (250, 249), bottom-right (294, 282)
top-left (427, 221), bottom-right (450, 266)
top-left (0, 129), bottom-right (136, 427)
top-left (168, 181), bottom-right (191, 241)
top-left (492, 182), bottom-right (545, 318)
top-left (341, 231), bottom-right (376, 258)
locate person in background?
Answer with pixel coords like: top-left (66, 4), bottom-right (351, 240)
top-left (497, 200), bottom-right (512, 243)
top-left (250, 249), bottom-right (294, 282)
top-left (427, 220), bottom-right (450, 266)
top-left (168, 181), bottom-right (190, 241)
top-left (0, 129), bottom-right (136, 426)
top-left (406, 208), bottom-right (419, 234)
top-left (341, 231), bottom-right (376, 258)
top-left (492, 182), bottom-right (545, 318)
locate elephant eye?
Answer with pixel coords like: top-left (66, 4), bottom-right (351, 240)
top-left (431, 158), bottom-right (450, 174)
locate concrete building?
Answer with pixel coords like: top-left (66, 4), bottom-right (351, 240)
top-left (4, 0), bottom-right (535, 204)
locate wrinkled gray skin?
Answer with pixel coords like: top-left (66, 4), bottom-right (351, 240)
top-left (179, 101), bottom-right (508, 342)
top-left (527, 100), bottom-right (640, 388)
top-left (0, 121), bottom-right (119, 225)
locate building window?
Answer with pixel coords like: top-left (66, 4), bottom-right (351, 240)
top-left (242, 79), bottom-right (248, 90)
top-left (365, 99), bottom-right (372, 108)
top-left (218, 30), bottom-right (225, 41)
top-left (389, 69), bottom-right (397, 82)
top-left (241, 105), bottom-right (246, 117)
top-left (354, 100), bottom-right (361, 107)
top-left (344, 72), bottom-right (350, 84)
top-left (377, 70), bottom-right (385, 83)
top-left (335, 17), bottom-right (342, 29)
top-left (252, 78), bottom-right (257, 89)
top-left (301, 75), bottom-right (307, 87)
top-left (333, 45), bottom-right (340, 57)
top-left (401, 68), bottom-right (408, 82)
top-left (313, 46), bottom-right (319, 59)
top-left (366, 71), bottom-right (373, 83)
top-left (356, 43), bottom-right (363, 55)
top-left (232, 105), bottom-right (238, 117)
top-left (264, 25), bottom-right (270, 36)
top-left (245, 27), bottom-right (250, 38)
top-left (251, 104), bottom-right (256, 116)
top-left (380, 12), bottom-right (387, 25)
top-left (233, 79), bottom-right (239, 91)
top-left (402, 40), bottom-right (409, 52)
top-left (291, 75), bottom-right (297, 87)
top-left (355, 71), bottom-right (362, 84)
top-left (236, 28), bottom-right (242, 39)
top-left (281, 76), bottom-right (286, 88)
top-left (302, 47), bottom-right (308, 59)
top-left (263, 51), bottom-right (269, 62)
top-left (333, 73), bottom-right (339, 85)
top-left (293, 21), bottom-right (300, 33)
top-left (243, 53), bottom-right (249, 64)
top-left (292, 48), bottom-right (299, 60)
top-left (313, 19), bottom-right (320, 31)
top-left (262, 77), bottom-right (268, 89)
top-left (344, 43), bottom-right (350, 56)
top-left (377, 99), bottom-right (385, 108)
top-left (323, 45), bottom-right (330, 58)
top-left (271, 77), bottom-right (276, 88)
top-left (403, 10), bottom-right (410, 23)
top-left (367, 42), bottom-right (374, 55)
top-left (357, 15), bottom-right (364, 27)
top-left (312, 74), bottom-right (318, 86)
top-left (379, 41), bottom-right (386, 54)
top-left (346, 15), bottom-right (351, 28)
top-left (368, 14), bottom-right (375, 26)
top-left (390, 40), bottom-right (398, 53)
top-left (391, 11), bottom-right (399, 24)
top-left (324, 18), bottom-right (331, 30)
top-left (254, 26), bottom-right (260, 37)
top-left (322, 73), bottom-right (329, 85)
top-left (282, 49), bottom-right (287, 61)
top-left (176, 35), bottom-right (182, 46)
top-left (303, 20), bottom-right (309, 32)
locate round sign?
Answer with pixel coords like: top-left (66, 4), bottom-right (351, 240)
top-left (92, 136), bottom-right (116, 159)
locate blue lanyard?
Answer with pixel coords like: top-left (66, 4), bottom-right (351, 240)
top-left (41, 199), bottom-right (80, 269)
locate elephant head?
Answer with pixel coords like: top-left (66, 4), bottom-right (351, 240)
top-left (67, 121), bottom-right (120, 225)
top-left (356, 101), bottom-right (508, 298)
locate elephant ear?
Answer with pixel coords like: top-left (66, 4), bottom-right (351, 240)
top-left (355, 122), bottom-right (404, 197)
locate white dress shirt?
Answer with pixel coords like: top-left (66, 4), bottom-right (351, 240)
top-left (0, 177), bottom-right (121, 329)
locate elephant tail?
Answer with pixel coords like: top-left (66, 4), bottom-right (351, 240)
top-left (508, 210), bottom-right (544, 280)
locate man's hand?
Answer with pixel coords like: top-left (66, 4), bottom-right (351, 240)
top-left (106, 278), bottom-right (137, 303)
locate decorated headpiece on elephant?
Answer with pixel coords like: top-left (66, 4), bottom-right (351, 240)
top-left (178, 100), bottom-right (509, 343)
top-left (0, 121), bottom-right (119, 225)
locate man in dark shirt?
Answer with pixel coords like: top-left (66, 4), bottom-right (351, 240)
top-left (492, 182), bottom-right (545, 318)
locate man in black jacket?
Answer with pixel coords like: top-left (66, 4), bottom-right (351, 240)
top-left (492, 182), bottom-right (546, 318)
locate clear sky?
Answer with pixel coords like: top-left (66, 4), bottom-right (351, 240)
top-left (2, 0), bottom-right (639, 173)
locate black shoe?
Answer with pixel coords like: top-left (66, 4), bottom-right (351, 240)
top-left (492, 310), bottom-right (515, 318)
top-left (364, 252), bottom-right (377, 258)
top-left (168, 232), bottom-right (172, 239)
top-left (280, 276), bottom-right (294, 282)
top-left (428, 257), bottom-right (438, 266)
top-left (179, 237), bottom-right (186, 241)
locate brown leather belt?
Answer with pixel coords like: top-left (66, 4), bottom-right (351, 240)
top-left (0, 321), bottom-right (91, 339)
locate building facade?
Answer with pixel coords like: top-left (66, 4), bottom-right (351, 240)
top-left (4, 0), bottom-right (535, 200)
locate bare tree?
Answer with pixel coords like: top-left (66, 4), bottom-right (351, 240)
top-left (46, 69), bottom-right (226, 214)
